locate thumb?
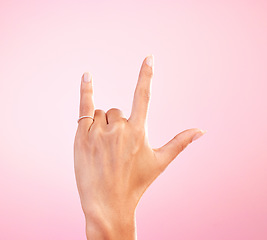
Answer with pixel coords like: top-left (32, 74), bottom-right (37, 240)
top-left (153, 128), bottom-right (207, 170)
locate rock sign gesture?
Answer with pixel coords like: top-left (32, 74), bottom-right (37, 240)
top-left (74, 55), bottom-right (206, 240)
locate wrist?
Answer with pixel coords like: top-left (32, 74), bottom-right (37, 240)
top-left (85, 208), bottom-right (137, 240)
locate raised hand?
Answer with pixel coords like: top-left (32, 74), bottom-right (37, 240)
top-left (74, 55), bottom-right (206, 240)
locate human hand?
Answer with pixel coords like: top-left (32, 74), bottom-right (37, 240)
top-left (73, 55), bottom-right (206, 240)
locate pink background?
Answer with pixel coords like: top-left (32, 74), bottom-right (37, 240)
top-left (1, 0), bottom-right (267, 239)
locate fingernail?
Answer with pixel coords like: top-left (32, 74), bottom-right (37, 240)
top-left (146, 54), bottom-right (154, 67)
top-left (83, 72), bottom-right (92, 82)
top-left (192, 130), bottom-right (207, 142)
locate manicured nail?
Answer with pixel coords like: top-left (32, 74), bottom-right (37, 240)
top-left (83, 72), bottom-right (92, 82)
top-left (192, 130), bottom-right (207, 142)
top-left (146, 55), bottom-right (154, 67)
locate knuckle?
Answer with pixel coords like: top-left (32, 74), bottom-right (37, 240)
top-left (91, 126), bottom-right (102, 137)
top-left (138, 88), bottom-right (151, 101)
top-left (106, 107), bottom-right (120, 114)
top-left (81, 84), bottom-right (93, 94)
top-left (80, 105), bottom-right (91, 115)
top-left (95, 109), bottom-right (104, 114)
top-left (90, 127), bottom-right (104, 144)
top-left (179, 141), bottom-right (189, 152)
top-left (115, 120), bottom-right (126, 129)
top-left (108, 121), bottom-right (125, 133)
top-left (132, 125), bottom-right (145, 142)
top-left (129, 120), bottom-right (145, 133)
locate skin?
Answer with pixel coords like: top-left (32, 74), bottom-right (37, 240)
top-left (73, 55), bottom-right (206, 240)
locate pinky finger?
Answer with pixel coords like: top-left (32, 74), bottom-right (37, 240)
top-left (77, 72), bottom-right (95, 133)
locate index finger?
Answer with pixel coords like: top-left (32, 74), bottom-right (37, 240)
top-left (77, 72), bottom-right (95, 132)
top-left (128, 55), bottom-right (154, 128)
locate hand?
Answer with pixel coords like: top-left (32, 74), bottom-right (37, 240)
top-left (73, 55), bottom-right (206, 240)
